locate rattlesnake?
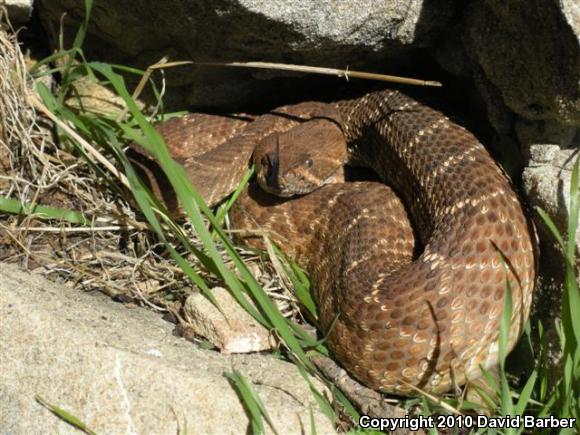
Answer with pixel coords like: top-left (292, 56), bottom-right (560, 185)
top-left (130, 89), bottom-right (536, 395)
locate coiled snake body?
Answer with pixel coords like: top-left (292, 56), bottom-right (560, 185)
top-left (132, 89), bottom-right (536, 395)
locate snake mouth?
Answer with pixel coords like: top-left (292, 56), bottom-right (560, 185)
top-left (259, 178), bottom-right (300, 197)
top-left (257, 170), bottom-right (313, 197)
top-left (260, 171), bottom-right (340, 197)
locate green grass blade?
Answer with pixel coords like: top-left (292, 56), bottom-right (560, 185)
top-left (418, 397), bottom-right (439, 435)
top-left (269, 243), bottom-right (317, 319)
top-left (498, 265), bottom-right (515, 419)
top-left (35, 395), bottom-right (97, 435)
top-left (288, 261), bottom-right (317, 319)
top-left (309, 407), bottom-right (317, 435)
top-left (226, 370), bottom-right (279, 435)
top-left (564, 156), bottom-right (580, 348)
top-left (535, 207), bottom-right (565, 249)
top-left (30, 49), bottom-right (77, 75)
top-left (514, 370), bottom-right (537, 415)
top-left (562, 157), bottom-right (580, 420)
top-left (0, 196), bottom-right (90, 225)
top-left (296, 365), bottom-right (337, 426)
top-left (330, 385), bottom-right (360, 422)
top-left (470, 371), bottom-right (498, 411)
top-left (566, 157), bottom-right (579, 260)
top-left (214, 167), bottom-right (253, 230)
top-left (72, 0), bottom-right (94, 52)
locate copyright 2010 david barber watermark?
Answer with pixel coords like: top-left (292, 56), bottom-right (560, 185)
top-left (359, 414), bottom-right (577, 432)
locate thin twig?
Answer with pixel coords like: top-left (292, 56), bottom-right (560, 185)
top-left (115, 56), bottom-right (171, 122)
top-left (18, 225), bottom-right (139, 233)
top-left (133, 59), bottom-right (442, 87)
top-left (196, 61), bottom-right (443, 87)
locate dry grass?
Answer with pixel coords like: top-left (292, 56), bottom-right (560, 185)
top-left (0, 22), bottom-right (298, 328)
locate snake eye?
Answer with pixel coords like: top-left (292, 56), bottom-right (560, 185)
top-left (305, 158), bottom-right (313, 168)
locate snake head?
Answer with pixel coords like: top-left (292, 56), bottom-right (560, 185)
top-left (254, 118), bottom-right (348, 197)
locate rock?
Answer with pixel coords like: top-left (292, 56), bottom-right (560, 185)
top-left (518, 117), bottom-right (579, 361)
top-left (462, 0), bottom-right (580, 126)
top-left (522, 149), bottom-right (579, 245)
top-left (183, 287), bottom-right (274, 353)
top-left (35, 0), bottom-right (578, 123)
top-left (65, 75), bottom-right (145, 116)
top-left (36, 0), bottom-right (454, 109)
top-left (517, 118), bottom-right (580, 254)
top-left (3, 0), bottom-right (33, 24)
top-left (0, 263), bottom-right (335, 434)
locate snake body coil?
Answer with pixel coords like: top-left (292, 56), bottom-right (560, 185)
top-left (133, 89), bottom-right (536, 394)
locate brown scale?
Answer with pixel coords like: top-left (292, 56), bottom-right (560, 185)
top-left (129, 89), bottom-right (537, 395)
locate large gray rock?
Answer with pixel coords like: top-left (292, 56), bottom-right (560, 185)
top-left (36, 1), bottom-right (579, 124)
top-left (37, 0), bottom-right (454, 108)
top-left (3, 0), bottom-right (33, 24)
top-left (0, 263), bottom-right (335, 434)
top-left (518, 118), bottom-right (580, 261)
top-left (462, 0), bottom-right (580, 126)
top-left (38, 0), bottom-right (451, 60)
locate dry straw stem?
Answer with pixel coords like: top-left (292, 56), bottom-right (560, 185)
top-left (186, 61), bottom-right (442, 86)
top-left (115, 55), bottom-right (171, 121)
top-left (27, 92), bottom-right (131, 189)
top-left (0, 17), bottom-right (45, 203)
top-left (204, 61), bottom-right (443, 87)
top-left (130, 59), bottom-right (443, 94)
